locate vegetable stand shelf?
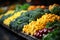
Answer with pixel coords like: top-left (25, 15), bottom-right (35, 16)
top-left (1, 24), bottom-right (39, 40)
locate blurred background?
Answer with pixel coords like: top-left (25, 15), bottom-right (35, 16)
top-left (0, 0), bottom-right (60, 6)
top-left (0, 0), bottom-right (60, 40)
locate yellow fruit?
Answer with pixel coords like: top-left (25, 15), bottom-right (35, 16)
top-left (22, 13), bottom-right (60, 35)
top-left (0, 14), bottom-right (3, 19)
top-left (3, 10), bottom-right (27, 26)
top-left (4, 10), bottom-right (15, 16)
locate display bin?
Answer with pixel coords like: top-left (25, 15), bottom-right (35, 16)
top-left (1, 24), bottom-right (39, 40)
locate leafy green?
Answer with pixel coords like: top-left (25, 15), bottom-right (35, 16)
top-left (0, 11), bottom-right (17, 23)
top-left (10, 8), bottom-right (45, 31)
top-left (15, 4), bottom-right (30, 11)
top-left (43, 20), bottom-right (60, 40)
top-left (0, 14), bottom-right (13, 22)
top-left (15, 4), bottom-right (21, 11)
top-left (34, 8), bottom-right (44, 12)
top-left (10, 16), bottom-right (29, 31)
top-left (44, 9), bottom-right (51, 13)
top-left (46, 20), bottom-right (60, 28)
top-left (28, 8), bottom-right (45, 22)
top-left (42, 27), bottom-right (60, 40)
top-left (20, 3), bottom-right (30, 10)
top-left (50, 6), bottom-right (60, 15)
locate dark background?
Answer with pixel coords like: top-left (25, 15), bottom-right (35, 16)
top-left (0, 24), bottom-right (27, 40)
top-left (0, 0), bottom-right (60, 6)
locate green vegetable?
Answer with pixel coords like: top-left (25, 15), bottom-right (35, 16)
top-left (28, 8), bottom-right (45, 22)
top-left (15, 4), bottom-right (30, 11)
top-left (46, 20), bottom-right (60, 28)
top-left (43, 20), bottom-right (60, 40)
top-left (0, 11), bottom-right (16, 23)
top-left (0, 14), bottom-right (13, 22)
top-left (20, 8), bottom-right (45, 22)
top-left (44, 9), bottom-right (51, 13)
top-left (10, 8), bottom-right (45, 31)
top-left (50, 6), bottom-right (60, 15)
top-left (34, 8), bottom-right (44, 12)
top-left (10, 16), bottom-right (29, 31)
top-left (15, 4), bottom-right (21, 11)
top-left (20, 3), bottom-right (30, 10)
top-left (20, 11), bottom-right (29, 17)
top-left (42, 27), bottom-right (60, 40)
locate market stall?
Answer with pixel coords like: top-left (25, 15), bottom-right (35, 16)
top-left (0, 0), bottom-right (60, 40)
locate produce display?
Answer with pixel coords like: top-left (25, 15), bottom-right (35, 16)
top-left (49, 4), bottom-right (60, 15)
top-left (0, 10), bottom-right (15, 22)
top-left (0, 4), bottom-right (60, 40)
top-left (0, 7), bottom-right (7, 15)
top-left (23, 13), bottom-right (60, 35)
top-left (3, 10), bottom-right (27, 26)
top-left (9, 8), bottom-right (45, 31)
top-left (28, 5), bottom-right (46, 11)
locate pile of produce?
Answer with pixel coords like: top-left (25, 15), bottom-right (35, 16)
top-left (8, 3), bottom-right (30, 11)
top-left (3, 10), bottom-right (27, 26)
top-left (9, 8), bottom-right (45, 31)
top-left (22, 13), bottom-right (60, 35)
top-left (0, 10), bottom-right (15, 22)
top-left (22, 4), bottom-right (60, 39)
top-left (0, 4), bottom-right (60, 40)
top-left (28, 5), bottom-right (46, 11)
